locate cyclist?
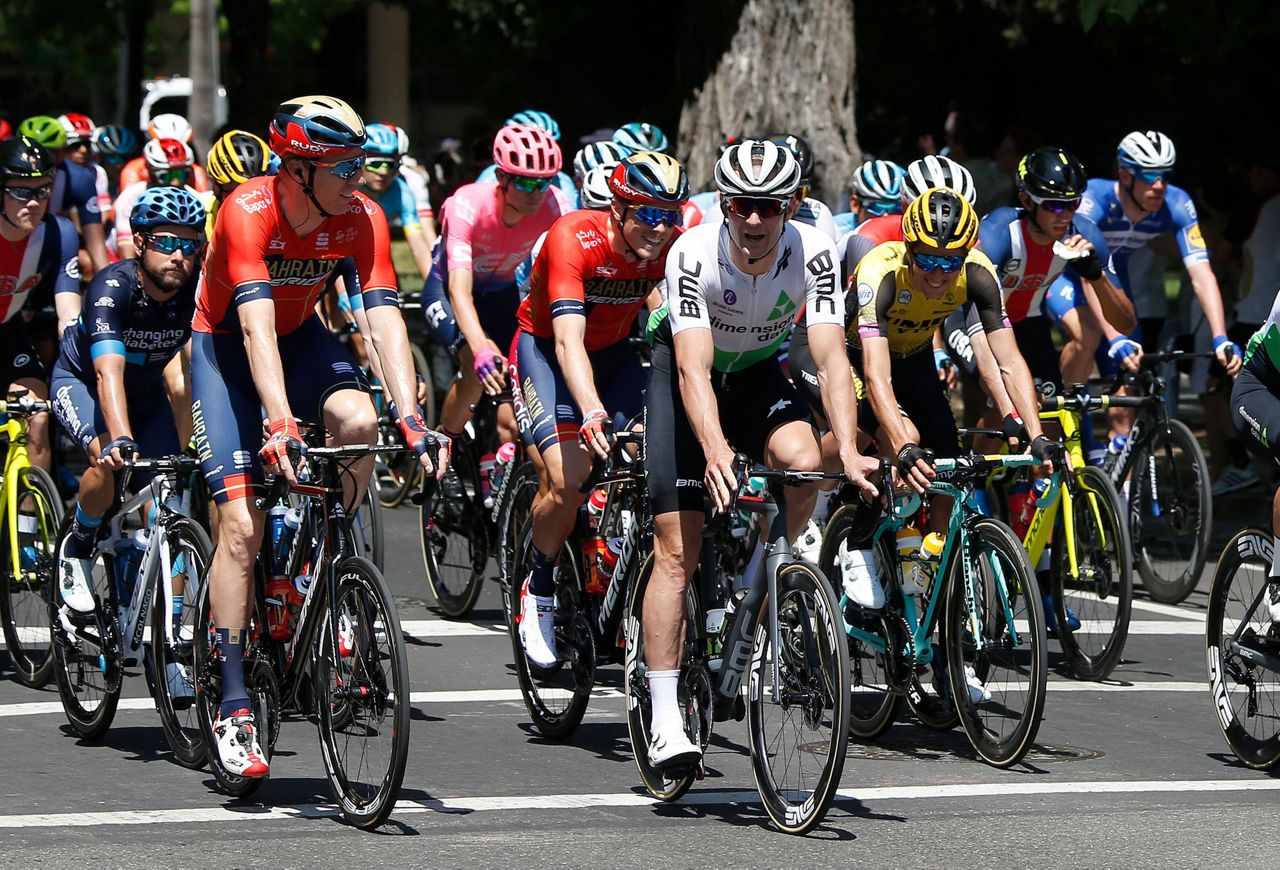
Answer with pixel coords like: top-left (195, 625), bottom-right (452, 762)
top-left (53, 187), bottom-right (205, 615)
top-left (424, 124), bottom-right (569, 454)
top-left (512, 151), bottom-right (688, 667)
top-left (19, 115), bottom-right (109, 280)
top-left (203, 129), bottom-right (271, 232)
top-left (833, 157), bottom-right (905, 236)
top-left (642, 140), bottom-right (878, 768)
top-left (191, 95), bottom-right (445, 779)
top-left (852, 154), bottom-right (977, 251)
top-left (698, 134), bottom-right (839, 241)
top-left (363, 123), bottom-right (435, 278)
top-left (0, 136), bottom-right (82, 471)
top-left (114, 138), bottom-right (206, 260)
top-left (612, 121), bottom-right (669, 154)
top-left (91, 124), bottom-right (138, 193)
top-left (572, 140), bottom-right (631, 201)
top-left (118, 113), bottom-right (210, 192)
top-left (57, 113), bottom-right (112, 223)
top-left (476, 110), bottom-right (578, 207)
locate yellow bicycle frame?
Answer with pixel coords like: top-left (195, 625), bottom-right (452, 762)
top-left (0, 404), bottom-right (55, 584)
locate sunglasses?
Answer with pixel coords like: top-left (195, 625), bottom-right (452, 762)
top-left (66, 139), bottom-right (92, 150)
top-left (154, 168), bottom-right (192, 186)
top-left (724, 196), bottom-right (789, 219)
top-left (145, 234), bottom-right (204, 257)
top-left (632, 205), bottom-right (682, 228)
top-left (862, 198), bottom-right (901, 217)
top-left (3, 184), bottom-right (53, 203)
top-left (910, 251), bottom-right (965, 273)
top-left (1132, 168), bottom-right (1170, 185)
top-left (507, 174), bottom-right (553, 193)
top-left (321, 155), bottom-right (367, 180)
top-left (1028, 193), bottom-right (1082, 214)
top-left (365, 158), bottom-right (399, 174)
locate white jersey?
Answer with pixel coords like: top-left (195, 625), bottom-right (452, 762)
top-left (665, 221), bottom-right (842, 371)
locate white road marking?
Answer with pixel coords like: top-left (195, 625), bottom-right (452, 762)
top-left (2, 778), bottom-right (1278, 828)
top-left (0, 619), bottom-right (507, 648)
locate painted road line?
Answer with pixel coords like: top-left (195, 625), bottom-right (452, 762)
top-left (1012, 620), bottom-right (1203, 636)
top-left (2, 778), bottom-right (1278, 828)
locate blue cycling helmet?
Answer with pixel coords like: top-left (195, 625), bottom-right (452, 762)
top-left (131, 186), bottom-right (206, 231)
top-left (267, 150), bottom-right (281, 176)
top-left (91, 124), bottom-right (139, 162)
top-left (572, 140), bottom-right (631, 182)
top-left (505, 109), bottom-right (560, 142)
top-left (365, 123), bottom-right (402, 158)
top-left (612, 122), bottom-right (669, 154)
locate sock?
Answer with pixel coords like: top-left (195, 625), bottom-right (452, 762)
top-left (66, 504), bottom-right (102, 560)
top-left (1270, 550), bottom-right (1280, 581)
top-left (648, 669), bottom-right (683, 735)
top-left (217, 627), bottom-right (250, 717)
top-left (528, 547), bottom-right (556, 596)
top-left (813, 487), bottom-right (834, 521)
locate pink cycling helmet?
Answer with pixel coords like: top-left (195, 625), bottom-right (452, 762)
top-left (492, 124), bottom-right (561, 178)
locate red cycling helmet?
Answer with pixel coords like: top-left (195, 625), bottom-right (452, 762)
top-left (58, 112), bottom-right (95, 144)
top-left (492, 124), bottom-right (561, 178)
top-left (144, 137), bottom-right (195, 171)
top-left (269, 95), bottom-right (366, 160)
top-left (0, 118), bottom-right (10, 141)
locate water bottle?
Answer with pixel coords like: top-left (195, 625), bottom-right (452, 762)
top-left (586, 486), bottom-right (608, 532)
top-left (587, 536), bottom-right (624, 595)
top-left (897, 526), bottom-right (927, 596)
top-left (268, 504), bottom-right (288, 574)
top-left (490, 440), bottom-right (517, 499)
top-left (920, 532), bottom-right (946, 561)
top-left (479, 451), bottom-right (497, 508)
top-left (116, 529), bottom-right (148, 606)
top-left (1106, 434), bottom-right (1129, 456)
top-left (1007, 479), bottom-right (1033, 541)
top-left (16, 510), bottom-right (37, 572)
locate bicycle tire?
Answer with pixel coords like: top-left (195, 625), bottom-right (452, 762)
top-left (623, 552), bottom-right (700, 802)
top-left (314, 556), bottom-right (411, 829)
top-left (1052, 466), bottom-right (1133, 680)
top-left (747, 560), bottom-right (850, 835)
top-left (150, 517), bottom-right (213, 769)
top-left (1206, 528), bottom-right (1280, 769)
top-left (374, 426), bottom-right (420, 510)
top-left (420, 446), bottom-right (488, 619)
top-left (50, 536), bottom-right (122, 740)
top-left (353, 485), bottom-right (385, 572)
top-left (1, 465), bottom-right (64, 687)
top-left (506, 517), bottom-right (592, 739)
top-left (496, 461), bottom-right (539, 625)
top-left (411, 342), bottom-right (438, 429)
top-left (816, 504), bottom-right (899, 739)
top-left (1133, 418), bottom-right (1212, 604)
top-left (945, 517), bottom-right (1047, 768)
top-left (194, 580), bottom-right (274, 799)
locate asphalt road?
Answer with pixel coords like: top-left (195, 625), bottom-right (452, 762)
top-left (2, 490), bottom-right (1277, 869)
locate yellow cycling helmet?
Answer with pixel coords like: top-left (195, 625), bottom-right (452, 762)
top-left (206, 130), bottom-right (270, 186)
top-left (901, 186), bottom-right (978, 251)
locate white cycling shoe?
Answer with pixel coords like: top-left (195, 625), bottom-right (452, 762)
top-left (648, 725), bottom-right (701, 769)
top-left (839, 541), bottom-right (883, 609)
top-left (518, 581), bottom-right (558, 669)
top-left (1267, 581), bottom-right (1280, 624)
top-left (214, 707), bottom-right (270, 778)
top-left (793, 519), bottom-right (823, 564)
top-left (57, 538), bottom-right (96, 613)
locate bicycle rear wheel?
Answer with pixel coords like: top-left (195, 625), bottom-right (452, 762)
top-left (314, 556), bottom-right (411, 829)
top-left (1206, 529), bottom-right (1280, 769)
top-left (419, 447), bottom-right (488, 619)
top-left (50, 540), bottom-right (122, 740)
top-left (150, 518), bottom-right (213, 769)
top-left (945, 518), bottom-right (1047, 768)
top-left (1052, 466), bottom-right (1133, 680)
top-left (1, 465), bottom-right (63, 687)
top-left (1132, 419), bottom-right (1211, 604)
top-left (352, 485), bottom-right (385, 572)
top-left (411, 342), bottom-right (438, 429)
top-left (747, 561), bottom-right (850, 835)
top-left (496, 461), bottom-right (539, 625)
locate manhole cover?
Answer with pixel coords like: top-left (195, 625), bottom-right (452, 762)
top-left (801, 735), bottom-right (1103, 763)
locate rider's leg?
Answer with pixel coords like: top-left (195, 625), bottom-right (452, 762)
top-left (644, 510), bottom-right (703, 764)
top-left (1058, 307), bottom-right (1101, 390)
top-left (762, 419), bottom-right (822, 542)
top-left (12, 376), bottom-right (51, 471)
top-left (322, 387), bottom-right (379, 511)
top-left (441, 347), bottom-right (482, 437)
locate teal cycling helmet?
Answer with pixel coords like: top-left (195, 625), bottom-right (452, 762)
top-left (505, 109), bottom-right (560, 142)
top-left (365, 123), bottom-right (402, 158)
top-left (130, 186), bottom-right (206, 230)
top-left (613, 122), bottom-right (668, 154)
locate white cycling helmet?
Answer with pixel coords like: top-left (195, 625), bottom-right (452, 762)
top-left (851, 159), bottom-right (905, 201)
top-left (143, 137), bottom-right (194, 171)
top-left (573, 140), bottom-right (630, 182)
top-left (714, 139), bottom-right (801, 198)
top-left (1117, 130), bottom-right (1176, 172)
top-left (147, 113), bottom-right (193, 143)
top-left (579, 165), bottom-right (613, 210)
top-left (903, 154), bottom-right (976, 205)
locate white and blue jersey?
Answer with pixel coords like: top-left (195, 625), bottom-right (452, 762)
top-left (475, 164), bottom-right (579, 210)
top-left (978, 207), bottom-right (1111, 322)
top-left (374, 175), bottom-right (425, 233)
top-left (1076, 178), bottom-right (1209, 291)
top-left (831, 211), bottom-right (858, 237)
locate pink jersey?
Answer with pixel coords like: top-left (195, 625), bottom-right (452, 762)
top-left (431, 181), bottom-right (569, 294)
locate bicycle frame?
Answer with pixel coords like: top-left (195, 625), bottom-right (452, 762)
top-left (2, 414), bottom-right (37, 585)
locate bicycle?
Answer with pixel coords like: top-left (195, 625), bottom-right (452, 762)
top-left (625, 462), bottom-right (851, 836)
top-left (194, 442), bottom-right (412, 829)
top-left (1206, 527), bottom-right (1280, 769)
top-left (1099, 350), bottom-right (1213, 604)
top-left (505, 431), bottom-right (649, 738)
top-left (369, 356), bottom-right (435, 509)
top-left (0, 392), bottom-right (64, 688)
top-left (820, 454), bottom-right (1048, 767)
top-left (49, 452), bottom-right (213, 768)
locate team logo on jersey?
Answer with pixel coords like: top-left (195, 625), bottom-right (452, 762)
top-left (106, 278), bottom-right (121, 288)
top-left (767, 290), bottom-right (796, 321)
top-left (95, 296), bottom-right (115, 307)
top-left (84, 198), bottom-right (100, 214)
top-left (595, 265), bottom-right (618, 278)
top-left (898, 290), bottom-right (912, 305)
top-left (1003, 259), bottom-right (1021, 272)
top-left (315, 233), bottom-right (329, 249)
top-left (856, 283), bottom-right (874, 308)
top-left (94, 318), bottom-right (111, 334)
top-left (724, 288), bottom-right (737, 305)
top-left (235, 189), bottom-right (270, 215)
top-left (334, 228), bottom-right (357, 244)
top-left (13, 354), bottom-right (29, 367)
top-left (1188, 224), bottom-right (1205, 249)
top-left (268, 237), bottom-right (286, 251)
top-left (265, 258), bottom-right (334, 283)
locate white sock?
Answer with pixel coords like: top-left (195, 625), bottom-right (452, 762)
top-left (648, 669), bottom-right (683, 735)
top-left (1270, 552), bottom-right (1280, 581)
top-left (813, 487), bottom-right (834, 521)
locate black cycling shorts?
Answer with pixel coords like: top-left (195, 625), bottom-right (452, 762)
top-left (856, 348), bottom-right (960, 459)
top-left (645, 320), bottom-right (811, 515)
top-left (0, 319), bottom-right (48, 388)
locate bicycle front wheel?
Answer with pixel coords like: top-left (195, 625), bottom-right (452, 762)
top-left (50, 539), bottom-right (122, 740)
top-left (419, 447), bottom-right (487, 619)
top-left (945, 518), bottom-right (1047, 768)
top-left (352, 485), bottom-right (385, 572)
top-left (747, 561), bottom-right (850, 835)
top-left (150, 518), bottom-right (213, 769)
top-left (1133, 419), bottom-right (1212, 604)
top-left (1, 465), bottom-right (63, 687)
top-left (1206, 529), bottom-right (1280, 769)
top-left (1052, 466), bottom-right (1134, 680)
top-left (314, 556), bottom-right (411, 830)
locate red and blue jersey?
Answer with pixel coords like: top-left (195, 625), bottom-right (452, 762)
top-left (0, 212), bottom-right (80, 323)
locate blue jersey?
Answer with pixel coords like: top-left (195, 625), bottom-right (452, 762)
top-left (978, 207), bottom-right (1112, 322)
top-left (60, 258), bottom-right (198, 391)
top-left (831, 211), bottom-right (858, 237)
top-left (1076, 178), bottom-right (1208, 289)
top-left (475, 164), bottom-right (580, 210)
top-left (374, 175), bottom-right (423, 232)
top-left (51, 160), bottom-right (102, 226)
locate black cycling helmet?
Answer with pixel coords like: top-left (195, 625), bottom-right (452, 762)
top-left (768, 134), bottom-right (815, 187)
top-left (0, 136), bottom-right (55, 181)
top-left (1017, 147), bottom-right (1088, 200)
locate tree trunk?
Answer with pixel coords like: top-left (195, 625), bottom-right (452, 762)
top-left (676, 0), bottom-right (860, 205)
